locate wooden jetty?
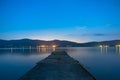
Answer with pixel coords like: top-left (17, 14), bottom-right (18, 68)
top-left (19, 50), bottom-right (96, 80)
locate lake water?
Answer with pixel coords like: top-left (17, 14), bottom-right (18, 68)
top-left (0, 47), bottom-right (120, 80)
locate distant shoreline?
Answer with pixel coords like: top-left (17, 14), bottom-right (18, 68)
top-left (0, 39), bottom-right (120, 48)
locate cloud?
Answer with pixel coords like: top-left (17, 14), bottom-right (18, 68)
top-left (82, 33), bottom-right (107, 36)
top-left (67, 33), bottom-right (108, 37)
top-left (82, 33), bottom-right (120, 36)
top-left (67, 33), bottom-right (120, 37)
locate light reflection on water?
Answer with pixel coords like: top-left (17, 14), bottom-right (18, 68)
top-left (116, 47), bottom-right (120, 54)
top-left (58, 47), bottom-right (120, 80)
top-left (0, 47), bottom-right (120, 80)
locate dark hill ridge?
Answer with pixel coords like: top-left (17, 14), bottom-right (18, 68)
top-left (0, 39), bottom-right (120, 48)
top-left (0, 39), bottom-right (78, 48)
top-left (80, 40), bottom-right (120, 47)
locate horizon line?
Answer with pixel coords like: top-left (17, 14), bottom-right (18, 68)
top-left (0, 38), bottom-right (120, 43)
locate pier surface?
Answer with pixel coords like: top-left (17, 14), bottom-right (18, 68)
top-left (19, 51), bottom-right (96, 80)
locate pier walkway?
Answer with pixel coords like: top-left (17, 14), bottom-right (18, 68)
top-left (19, 51), bottom-right (96, 80)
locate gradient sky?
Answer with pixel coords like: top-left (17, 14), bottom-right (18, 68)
top-left (0, 0), bottom-right (120, 42)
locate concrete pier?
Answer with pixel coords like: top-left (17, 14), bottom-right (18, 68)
top-left (19, 51), bottom-right (96, 80)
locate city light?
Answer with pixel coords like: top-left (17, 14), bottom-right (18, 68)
top-left (99, 45), bottom-right (103, 48)
top-left (105, 45), bottom-right (109, 47)
top-left (52, 45), bottom-right (57, 48)
top-left (99, 45), bottom-right (109, 48)
top-left (116, 45), bottom-right (120, 47)
top-left (40, 45), bottom-right (46, 48)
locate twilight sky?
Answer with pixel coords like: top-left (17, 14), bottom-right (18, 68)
top-left (0, 0), bottom-right (120, 42)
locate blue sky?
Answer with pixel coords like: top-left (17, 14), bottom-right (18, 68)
top-left (0, 0), bottom-right (120, 42)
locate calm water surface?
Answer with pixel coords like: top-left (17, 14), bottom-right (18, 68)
top-left (0, 47), bottom-right (120, 80)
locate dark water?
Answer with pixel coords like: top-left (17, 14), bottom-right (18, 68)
top-left (0, 47), bottom-right (120, 80)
